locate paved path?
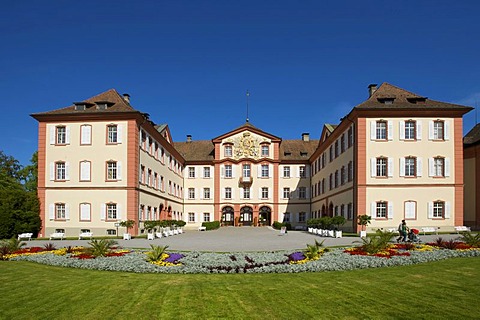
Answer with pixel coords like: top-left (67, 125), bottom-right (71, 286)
top-left (22, 227), bottom-right (463, 252)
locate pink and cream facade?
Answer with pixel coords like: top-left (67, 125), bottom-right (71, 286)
top-left (32, 83), bottom-right (472, 236)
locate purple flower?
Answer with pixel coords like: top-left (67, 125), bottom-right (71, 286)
top-left (288, 252), bottom-right (305, 261)
top-left (164, 253), bottom-right (184, 263)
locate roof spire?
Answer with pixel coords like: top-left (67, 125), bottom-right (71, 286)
top-left (246, 90), bottom-right (250, 123)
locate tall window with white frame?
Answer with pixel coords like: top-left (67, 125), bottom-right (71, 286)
top-left (56, 126), bottom-right (67, 144)
top-left (188, 167), bottom-right (195, 178)
top-left (243, 187), bottom-right (250, 199)
top-left (283, 187), bottom-right (290, 199)
top-left (55, 162), bottom-right (66, 180)
top-left (107, 203), bottom-right (117, 220)
top-left (405, 120), bottom-right (416, 140)
top-left (107, 125), bottom-right (118, 143)
top-left (261, 145), bottom-right (269, 157)
top-left (107, 161), bottom-right (118, 180)
top-left (299, 166), bottom-right (306, 178)
top-left (376, 157), bottom-right (387, 177)
top-left (433, 157), bottom-right (445, 177)
top-left (203, 187), bottom-right (210, 199)
top-left (261, 187), bottom-right (268, 199)
top-left (225, 145), bottom-right (233, 157)
top-left (188, 188), bottom-right (195, 199)
top-left (298, 212), bottom-right (306, 223)
top-left (261, 164), bottom-right (269, 178)
top-left (225, 165), bottom-right (232, 178)
top-left (433, 201), bottom-right (444, 218)
top-left (433, 121), bottom-right (444, 140)
top-left (243, 164), bottom-right (251, 178)
top-left (376, 201), bottom-right (387, 218)
top-left (188, 212), bottom-right (195, 223)
top-left (225, 187), bottom-right (232, 199)
top-left (203, 213), bottom-right (210, 222)
top-left (298, 187), bottom-right (306, 199)
top-left (283, 166), bottom-right (290, 178)
top-left (203, 167), bottom-right (210, 178)
top-left (405, 157), bottom-right (416, 177)
top-left (376, 121), bottom-right (387, 140)
top-left (56, 203), bottom-right (66, 219)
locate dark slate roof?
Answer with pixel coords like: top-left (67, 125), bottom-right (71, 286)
top-left (32, 89), bottom-right (136, 115)
top-left (464, 123), bottom-right (480, 145)
top-left (354, 83), bottom-right (471, 110)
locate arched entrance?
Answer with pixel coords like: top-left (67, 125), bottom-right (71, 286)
top-left (321, 204), bottom-right (326, 216)
top-left (240, 206), bottom-right (253, 226)
top-left (328, 202), bottom-right (334, 217)
top-left (258, 206), bottom-right (271, 226)
top-left (221, 206), bottom-right (234, 226)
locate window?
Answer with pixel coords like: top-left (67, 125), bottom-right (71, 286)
top-left (203, 188), bottom-right (210, 199)
top-left (376, 158), bottom-right (387, 177)
top-left (107, 203), bottom-right (117, 220)
top-left (261, 187), bottom-right (268, 199)
top-left (107, 161), bottom-right (118, 180)
top-left (225, 165), bottom-right (232, 178)
top-left (329, 146), bottom-right (333, 162)
top-left (376, 121), bottom-right (387, 140)
top-left (188, 212), bottom-right (195, 222)
top-left (283, 187), bottom-right (290, 199)
top-left (340, 204), bottom-right (345, 218)
top-left (188, 167), bottom-right (195, 178)
top-left (203, 213), bottom-right (210, 222)
top-left (225, 145), bottom-right (232, 157)
top-left (335, 206), bottom-right (339, 216)
top-left (335, 140), bottom-right (339, 157)
top-left (160, 176), bottom-right (165, 191)
top-left (340, 134), bottom-right (345, 153)
top-left (107, 125), bottom-right (118, 143)
top-left (80, 125), bottom-right (91, 145)
top-left (348, 127), bottom-right (353, 147)
top-left (299, 166), bottom-right (306, 178)
top-left (334, 170), bottom-right (339, 188)
top-left (203, 167), bottom-right (210, 178)
top-left (376, 202), bottom-right (387, 218)
top-left (341, 166), bottom-right (346, 185)
top-left (225, 187), bottom-right (232, 199)
top-left (405, 121), bottom-right (416, 140)
top-left (433, 158), bottom-right (444, 177)
top-left (298, 212), bottom-right (306, 223)
top-left (348, 161), bottom-right (353, 182)
top-left (147, 169), bottom-right (152, 186)
top-left (261, 164), bottom-right (269, 178)
top-left (433, 201), bottom-right (444, 218)
top-left (243, 164), bottom-right (251, 178)
top-left (261, 145), bottom-right (269, 157)
top-left (283, 212), bottom-right (290, 223)
top-left (433, 121), bottom-right (444, 140)
top-left (329, 174), bottom-right (333, 190)
top-left (347, 203), bottom-right (353, 220)
top-left (107, 229), bottom-right (116, 235)
top-left (404, 201), bottom-right (416, 219)
top-left (56, 203), bottom-right (66, 219)
top-left (299, 187), bottom-right (306, 199)
top-left (405, 157), bottom-right (416, 177)
top-left (55, 162), bottom-right (66, 180)
top-left (80, 161), bottom-right (91, 181)
top-left (243, 187), bottom-right (250, 199)
top-left (80, 203), bottom-right (91, 221)
top-left (56, 126), bottom-right (67, 144)
top-left (153, 173), bottom-right (158, 189)
top-left (140, 166), bottom-right (145, 183)
top-left (283, 166), bottom-right (290, 178)
top-left (188, 188), bottom-right (195, 199)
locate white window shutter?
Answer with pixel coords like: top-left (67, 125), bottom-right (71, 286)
top-left (220, 165), bottom-right (225, 178)
top-left (49, 204), bottom-right (55, 220)
top-left (371, 202), bottom-right (376, 217)
top-left (417, 158), bottom-right (423, 177)
top-left (195, 188), bottom-right (198, 199)
top-left (428, 158), bottom-right (434, 177)
top-left (117, 162), bottom-right (122, 180)
top-left (399, 121), bottom-right (405, 140)
top-left (65, 204), bottom-right (70, 220)
top-left (81, 204), bottom-right (91, 220)
top-left (117, 124), bottom-right (123, 143)
top-left (280, 166), bottom-right (284, 178)
top-left (416, 121), bottom-right (422, 140)
top-left (232, 166), bottom-right (236, 178)
top-left (257, 165), bottom-right (262, 178)
top-left (50, 162), bottom-right (55, 181)
top-left (101, 204), bottom-right (106, 220)
top-left (231, 188), bottom-right (235, 200)
top-left (305, 166), bottom-right (310, 178)
top-left (81, 125), bottom-right (91, 144)
top-left (371, 158), bottom-right (376, 177)
top-left (258, 188), bottom-right (262, 199)
top-left (428, 202), bottom-right (433, 219)
top-left (81, 161), bottom-right (91, 181)
top-left (445, 158), bottom-right (451, 177)
top-left (50, 127), bottom-right (55, 144)
top-left (269, 164), bottom-right (273, 178)
top-left (428, 121), bottom-right (434, 140)
top-left (65, 162), bottom-right (70, 180)
top-left (444, 121), bottom-right (450, 140)
top-left (370, 121), bottom-right (376, 140)
top-left (400, 158), bottom-right (405, 177)
top-left (445, 202), bottom-right (451, 219)
top-left (387, 121), bottom-right (393, 140)
top-left (296, 166), bottom-right (300, 178)
top-left (388, 202), bottom-right (393, 219)
top-left (66, 126), bottom-right (71, 144)
top-left (117, 204), bottom-right (122, 220)
top-left (388, 158), bottom-right (393, 177)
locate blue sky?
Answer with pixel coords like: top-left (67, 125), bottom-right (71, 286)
top-left (1, 0), bottom-right (479, 165)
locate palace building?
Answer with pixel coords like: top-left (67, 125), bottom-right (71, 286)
top-left (31, 83), bottom-right (472, 237)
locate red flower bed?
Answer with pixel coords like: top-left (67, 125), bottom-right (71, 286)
top-left (344, 248), bottom-right (411, 258)
top-left (13, 247), bottom-right (44, 254)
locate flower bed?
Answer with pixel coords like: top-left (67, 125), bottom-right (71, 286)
top-left (4, 243), bottom-right (480, 274)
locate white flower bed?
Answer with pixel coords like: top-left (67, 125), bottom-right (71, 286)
top-left (9, 248), bottom-right (480, 274)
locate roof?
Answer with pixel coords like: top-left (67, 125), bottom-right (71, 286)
top-left (279, 140), bottom-right (319, 161)
top-left (354, 83), bottom-right (472, 111)
top-left (174, 140), bottom-right (215, 162)
top-left (32, 89), bottom-right (136, 115)
top-left (464, 123), bottom-right (480, 145)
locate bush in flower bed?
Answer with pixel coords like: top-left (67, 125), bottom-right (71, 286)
top-left (4, 238), bottom-right (480, 274)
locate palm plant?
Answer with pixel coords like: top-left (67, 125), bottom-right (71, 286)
top-left (88, 239), bottom-right (118, 257)
top-left (6, 238), bottom-right (26, 252)
top-left (355, 230), bottom-right (394, 254)
top-left (458, 232), bottom-right (480, 247)
top-left (304, 240), bottom-right (326, 260)
top-left (146, 244), bottom-right (169, 262)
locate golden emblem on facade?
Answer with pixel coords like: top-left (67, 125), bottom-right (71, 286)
top-left (234, 132), bottom-right (259, 159)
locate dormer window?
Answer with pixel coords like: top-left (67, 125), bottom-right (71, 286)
top-left (95, 101), bottom-right (115, 110)
top-left (284, 151), bottom-right (291, 156)
top-left (300, 152), bottom-right (308, 157)
top-left (378, 98), bottom-right (395, 104)
top-left (75, 104), bottom-right (86, 111)
top-left (73, 102), bottom-right (94, 111)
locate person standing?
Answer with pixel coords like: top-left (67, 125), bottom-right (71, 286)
top-left (397, 220), bottom-right (408, 242)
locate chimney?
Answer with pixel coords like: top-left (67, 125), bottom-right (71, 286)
top-left (302, 133), bottom-right (310, 142)
top-left (186, 135), bottom-right (192, 142)
top-left (368, 84), bottom-right (378, 97)
top-left (123, 93), bottom-right (130, 103)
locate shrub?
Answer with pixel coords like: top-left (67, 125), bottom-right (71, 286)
top-left (6, 238), bottom-right (26, 252)
top-left (88, 239), bottom-right (118, 257)
top-left (458, 232), bottom-right (480, 247)
top-left (43, 242), bottom-right (56, 251)
top-left (146, 245), bottom-right (169, 262)
top-left (202, 221), bottom-right (220, 231)
top-left (356, 229), bottom-right (394, 254)
top-left (272, 222), bottom-right (292, 230)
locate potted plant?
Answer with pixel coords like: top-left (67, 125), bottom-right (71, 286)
top-left (357, 215), bottom-right (371, 238)
top-left (119, 219), bottom-right (135, 239)
top-left (331, 215), bottom-right (346, 238)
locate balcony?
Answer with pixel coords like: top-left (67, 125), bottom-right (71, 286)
top-left (239, 176), bottom-right (253, 186)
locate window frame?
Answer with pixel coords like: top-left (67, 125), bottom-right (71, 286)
top-left (106, 161), bottom-right (118, 181)
top-left (56, 126), bottom-right (67, 145)
top-left (107, 124), bottom-right (118, 144)
top-left (55, 203), bottom-right (66, 220)
top-left (376, 121), bottom-right (387, 140)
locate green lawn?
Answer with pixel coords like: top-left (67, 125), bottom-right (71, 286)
top-left (1, 258), bottom-right (479, 320)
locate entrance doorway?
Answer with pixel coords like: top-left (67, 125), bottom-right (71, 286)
top-left (258, 206), bottom-right (271, 226)
top-left (240, 206), bottom-right (253, 226)
top-left (221, 206), bottom-right (234, 226)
